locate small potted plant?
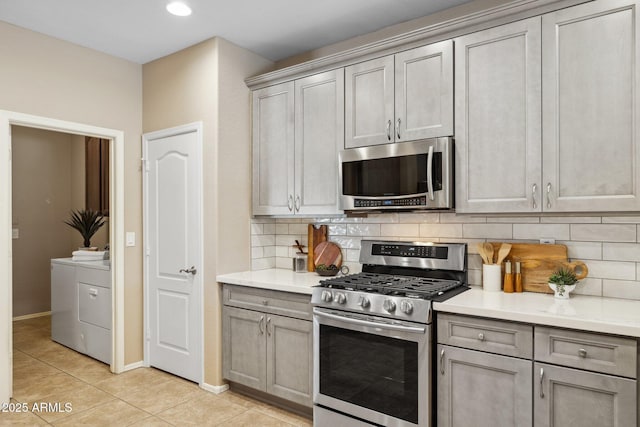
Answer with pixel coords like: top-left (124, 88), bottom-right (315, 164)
top-left (64, 209), bottom-right (106, 250)
top-left (548, 268), bottom-right (578, 299)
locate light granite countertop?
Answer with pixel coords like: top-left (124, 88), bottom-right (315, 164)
top-left (216, 269), bottom-right (640, 338)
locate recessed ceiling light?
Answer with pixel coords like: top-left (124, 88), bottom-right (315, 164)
top-left (166, 2), bottom-right (192, 17)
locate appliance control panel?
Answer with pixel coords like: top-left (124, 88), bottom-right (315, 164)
top-left (354, 196), bottom-right (427, 208)
top-left (372, 243), bottom-right (447, 259)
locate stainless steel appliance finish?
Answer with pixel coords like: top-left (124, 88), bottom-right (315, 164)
top-left (312, 240), bottom-right (468, 427)
top-left (339, 137), bottom-right (454, 212)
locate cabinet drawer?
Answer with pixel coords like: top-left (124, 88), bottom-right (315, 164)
top-left (78, 283), bottom-right (112, 330)
top-left (535, 326), bottom-right (637, 378)
top-left (437, 313), bottom-right (533, 358)
top-left (223, 284), bottom-right (312, 320)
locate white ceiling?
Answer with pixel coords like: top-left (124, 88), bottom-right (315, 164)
top-left (0, 0), bottom-right (473, 64)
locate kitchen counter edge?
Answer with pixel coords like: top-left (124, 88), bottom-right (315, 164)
top-left (434, 287), bottom-right (640, 338)
top-left (216, 268), bottom-right (322, 295)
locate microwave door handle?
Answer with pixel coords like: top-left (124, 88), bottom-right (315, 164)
top-left (427, 145), bottom-right (435, 201)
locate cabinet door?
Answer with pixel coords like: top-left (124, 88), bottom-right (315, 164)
top-left (252, 82), bottom-right (295, 215)
top-left (534, 363), bottom-right (637, 427)
top-left (455, 18), bottom-right (542, 213)
top-left (266, 314), bottom-right (313, 407)
top-left (542, 0), bottom-right (640, 211)
top-left (395, 40), bottom-right (453, 141)
top-left (294, 69), bottom-right (344, 215)
top-left (51, 262), bottom-right (80, 350)
top-left (222, 306), bottom-right (266, 391)
top-left (345, 56), bottom-right (395, 148)
top-left (437, 345), bottom-right (532, 427)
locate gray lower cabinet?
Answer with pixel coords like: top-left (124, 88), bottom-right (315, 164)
top-left (437, 313), bottom-right (639, 427)
top-left (534, 363), bottom-right (636, 427)
top-left (222, 284), bottom-right (313, 407)
top-left (437, 344), bottom-right (532, 427)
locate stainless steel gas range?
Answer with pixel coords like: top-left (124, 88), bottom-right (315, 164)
top-left (311, 240), bottom-right (468, 427)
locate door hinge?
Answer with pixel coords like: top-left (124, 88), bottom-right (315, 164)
top-left (146, 328), bottom-right (151, 341)
top-left (141, 157), bottom-right (149, 172)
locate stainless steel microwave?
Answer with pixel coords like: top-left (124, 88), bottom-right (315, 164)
top-left (339, 137), bottom-right (454, 212)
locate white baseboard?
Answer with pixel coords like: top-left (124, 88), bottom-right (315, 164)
top-left (201, 382), bottom-right (229, 394)
top-left (12, 311), bottom-right (51, 321)
top-left (122, 361), bottom-right (145, 372)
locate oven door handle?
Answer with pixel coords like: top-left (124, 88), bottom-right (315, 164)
top-left (313, 309), bottom-right (426, 334)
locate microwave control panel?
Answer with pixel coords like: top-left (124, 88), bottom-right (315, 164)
top-left (354, 196), bottom-right (427, 208)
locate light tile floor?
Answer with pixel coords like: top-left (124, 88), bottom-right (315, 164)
top-left (3, 316), bottom-right (313, 426)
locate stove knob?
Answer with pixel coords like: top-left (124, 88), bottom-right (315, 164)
top-left (400, 300), bottom-right (414, 315)
top-left (321, 290), bottom-right (333, 303)
top-left (383, 299), bottom-right (396, 313)
top-left (335, 292), bottom-right (347, 305)
top-left (358, 296), bottom-right (370, 308)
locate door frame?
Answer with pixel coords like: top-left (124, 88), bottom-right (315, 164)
top-left (0, 110), bottom-right (126, 403)
top-left (142, 122), bottom-right (204, 385)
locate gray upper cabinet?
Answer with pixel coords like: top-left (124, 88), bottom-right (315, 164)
top-left (294, 69), bottom-right (344, 216)
top-left (455, 17), bottom-right (542, 213)
top-left (345, 40), bottom-right (453, 148)
top-left (252, 82), bottom-right (295, 216)
top-left (457, 0), bottom-right (640, 213)
top-left (542, 0), bottom-right (640, 212)
top-left (252, 70), bottom-right (344, 216)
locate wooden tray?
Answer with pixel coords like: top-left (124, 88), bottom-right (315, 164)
top-left (489, 243), bottom-right (588, 293)
top-left (313, 241), bottom-right (342, 269)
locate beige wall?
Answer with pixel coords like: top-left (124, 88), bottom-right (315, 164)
top-left (0, 21), bottom-right (143, 364)
top-left (11, 127), bottom-right (73, 316)
top-left (143, 37), bottom-right (271, 386)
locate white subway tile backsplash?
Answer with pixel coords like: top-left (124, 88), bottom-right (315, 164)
top-left (558, 241), bottom-right (602, 260)
top-left (441, 213), bottom-right (486, 223)
top-left (513, 224), bottom-right (570, 240)
top-left (462, 224), bottom-right (512, 239)
top-left (603, 243), bottom-right (640, 262)
top-left (381, 224), bottom-right (420, 237)
top-left (603, 280), bottom-right (640, 299)
top-left (347, 224), bottom-right (381, 236)
top-left (251, 234), bottom-right (275, 247)
top-left (398, 213), bottom-right (440, 223)
top-left (585, 260), bottom-right (636, 280)
top-left (570, 224), bottom-right (636, 242)
top-left (540, 216), bottom-right (601, 224)
top-left (252, 214), bottom-right (640, 300)
top-left (420, 224), bottom-right (463, 238)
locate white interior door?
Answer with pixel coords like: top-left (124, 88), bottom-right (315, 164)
top-left (143, 123), bottom-right (202, 384)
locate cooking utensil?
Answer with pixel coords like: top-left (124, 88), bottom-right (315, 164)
top-left (313, 241), bottom-right (343, 269)
top-left (477, 242), bottom-right (490, 264)
top-left (495, 243), bottom-right (512, 265)
top-left (307, 224), bottom-right (328, 272)
top-left (483, 242), bottom-right (495, 264)
top-left (294, 239), bottom-right (306, 254)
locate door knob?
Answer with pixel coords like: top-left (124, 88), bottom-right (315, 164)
top-left (179, 266), bottom-right (197, 275)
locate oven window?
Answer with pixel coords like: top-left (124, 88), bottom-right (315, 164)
top-left (342, 153), bottom-right (441, 197)
top-left (319, 324), bottom-right (418, 423)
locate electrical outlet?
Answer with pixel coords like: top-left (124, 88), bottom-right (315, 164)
top-left (540, 238), bottom-right (555, 244)
top-left (126, 232), bottom-right (136, 247)
top-left (12, 228), bottom-right (19, 239)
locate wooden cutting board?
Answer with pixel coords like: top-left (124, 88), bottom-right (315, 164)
top-left (307, 224), bottom-right (328, 271)
top-left (313, 241), bottom-right (342, 269)
top-left (489, 243), bottom-right (588, 293)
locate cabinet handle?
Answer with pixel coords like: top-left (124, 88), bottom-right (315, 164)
top-left (295, 195), bottom-right (301, 212)
top-left (266, 317), bottom-right (272, 336)
top-left (477, 332), bottom-right (485, 341)
top-left (546, 183), bottom-right (552, 209)
top-left (396, 118), bottom-right (401, 140)
top-left (578, 348), bottom-right (587, 358)
top-left (440, 348), bottom-right (445, 375)
top-left (539, 367), bottom-right (545, 398)
top-left (287, 195), bottom-right (293, 212)
top-left (386, 120), bottom-right (392, 141)
top-left (259, 316), bottom-right (265, 335)
top-left (532, 183), bottom-right (537, 209)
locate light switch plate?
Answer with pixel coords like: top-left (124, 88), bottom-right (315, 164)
top-left (12, 228), bottom-right (19, 239)
top-left (126, 232), bottom-right (135, 247)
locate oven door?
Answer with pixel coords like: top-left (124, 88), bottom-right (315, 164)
top-left (313, 307), bottom-right (431, 427)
